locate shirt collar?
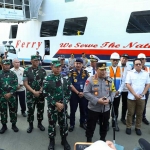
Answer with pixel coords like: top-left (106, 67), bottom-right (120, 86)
top-left (133, 69), bottom-right (143, 73)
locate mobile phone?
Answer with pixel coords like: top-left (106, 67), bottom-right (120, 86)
top-left (103, 97), bottom-right (107, 100)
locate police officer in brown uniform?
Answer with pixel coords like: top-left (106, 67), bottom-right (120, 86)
top-left (83, 62), bottom-right (116, 142)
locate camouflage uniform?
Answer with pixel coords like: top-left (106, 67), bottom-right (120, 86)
top-left (43, 61), bottom-right (72, 138)
top-left (23, 57), bottom-right (46, 123)
top-left (0, 60), bottom-right (18, 124)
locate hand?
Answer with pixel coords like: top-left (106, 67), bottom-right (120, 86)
top-left (134, 94), bottom-right (141, 100)
top-left (78, 92), bottom-right (84, 98)
top-left (33, 91), bottom-right (41, 97)
top-left (98, 97), bottom-right (109, 105)
top-left (56, 102), bottom-right (64, 112)
top-left (4, 93), bottom-right (12, 100)
top-left (106, 141), bottom-right (116, 150)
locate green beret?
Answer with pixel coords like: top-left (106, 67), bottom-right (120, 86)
top-left (51, 60), bottom-right (61, 67)
top-left (31, 55), bottom-right (40, 60)
top-left (96, 62), bottom-right (107, 69)
top-left (2, 59), bottom-right (11, 65)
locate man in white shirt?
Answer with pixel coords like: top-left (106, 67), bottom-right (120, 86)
top-left (11, 58), bottom-right (27, 117)
top-left (81, 53), bottom-right (88, 68)
top-left (137, 53), bottom-right (150, 125)
top-left (118, 54), bottom-right (132, 125)
top-left (125, 58), bottom-right (150, 136)
top-left (85, 55), bottom-right (100, 76)
top-left (68, 54), bottom-right (76, 69)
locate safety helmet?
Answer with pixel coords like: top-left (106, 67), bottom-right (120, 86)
top-left (137, 53), bottom-right (146, 58)
top-left (110, 52), bottom-right (120, 59)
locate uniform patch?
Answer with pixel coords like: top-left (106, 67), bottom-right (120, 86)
top-left (94, 92), bottom-right (98, 96)
top-left (74, 79), bottom-right (77, 82)
top-left (93, 80), bottom-right (98, 84)
top-left (85, 80), bottom-right (89, 85)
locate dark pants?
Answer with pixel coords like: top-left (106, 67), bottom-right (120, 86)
top-left (143, 91), bottom-right (149, 119)
top-left (70, 92), bottom-right (88, 126)
top-left (86, 109), bottom-right (110, 140)
top-left (121, 92), bottom-right (128, 120)
top-left (16, 90), bottom-right (26, 113)
top-left (111, 96), bottom-right (120, 120)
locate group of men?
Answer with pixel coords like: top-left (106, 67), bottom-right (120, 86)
top-left (0, 52), bottom-right (150, 150)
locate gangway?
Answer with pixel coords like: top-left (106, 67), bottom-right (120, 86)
top-left (0, 0), bottom-right (43, 23)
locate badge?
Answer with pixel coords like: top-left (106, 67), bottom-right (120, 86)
top-left (86, 80), bottom-right (89, 85)
top-left (94, 92), bottom-right (98, 96)
top-left (93, 80), bottom-right (98, 85)
top-left (94, 88), bottom-right (98, 91)
top-left (74, 79), bottom-right (77, 82)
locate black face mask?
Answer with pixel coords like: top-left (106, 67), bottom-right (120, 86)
top-left (121, 63), bottom-right (126, 67)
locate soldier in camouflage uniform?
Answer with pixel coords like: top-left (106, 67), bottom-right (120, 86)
top-left (23, 55), bottom-right (46, 133)
top-left (43, 60), bottom-right (71, 150)
top-left (0, 59), bottom-right (19, 134)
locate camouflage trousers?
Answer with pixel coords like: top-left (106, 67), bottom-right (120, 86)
top-left (0, 95), bottom-right (17, 124)
top-left (26, 93), bottom-right (45, 123)
top-left (48, 105), bottom-right (68, 138)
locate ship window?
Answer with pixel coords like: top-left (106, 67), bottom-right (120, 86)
top-left (5, 0), bottom-right (13, 4)
top-left (63, 17), bottom-right (87, 36)
top-left (14, 0), bottom-right (22, 5)
top-left (40, 20), bottom-right (59, 37)
top-left (9, 25), bottom-right (18, 39)
top-left (65, 0), bottom-right (74, 2)
top-left (126, 10), bottom-right (150, 33)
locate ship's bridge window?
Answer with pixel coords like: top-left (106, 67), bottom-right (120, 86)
top-left (9, 25), bottom-right (18, 39)
top-left (65, 0), bottom-right (74, 2)
top-left (63, 17), bottom-right (87, 36)
top-left (40, 20), bottom-right (59, 37)
top-left (126, 10), bottom-right (150, 33)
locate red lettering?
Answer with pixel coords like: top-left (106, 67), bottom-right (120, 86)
top-left (21, 42), bottom-right (25, 48)
top-left (31, 42), bottom-right (36, 48)
top-left (60, 43), bottom-right (72, 48)
top-left (123, 42), bottom-right (138, 48)
top-left (100, 42), bottom-right (110, 48)
top-left (36, 42), bottom-right (42, 50)
top-left (16, 40), bottom-right (21, 48)
top-left (26, 42), bottom-right (31, 48)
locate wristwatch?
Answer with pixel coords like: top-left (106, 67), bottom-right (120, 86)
top-left (140, 94), bottom-right (144, 97)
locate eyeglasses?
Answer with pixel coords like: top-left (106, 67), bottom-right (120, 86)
top-left (112, 59), bottom-right (119, 62)
top-left (135, 63), bottom-right (142, 66)
top-left (140, 58), bottom-right (146, 60)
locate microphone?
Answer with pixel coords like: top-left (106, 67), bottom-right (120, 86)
top-left (105, 77), bottom-right (113, 83)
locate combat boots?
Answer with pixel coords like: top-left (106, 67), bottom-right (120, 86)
top-left (0, 124), bottom-right (7, 134)
top-left (48, 138), bottom-right (55, 150)
top-left (61, 136), bottom-right (71, 150)
top-left (38, 120), bottom-right (45, 131)
top-left (12, 123), bottom-right (19, 132)
top-left (27, 122), bottom-right (33, 133)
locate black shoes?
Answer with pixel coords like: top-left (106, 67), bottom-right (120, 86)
top-left (0, 124), bottom-right (7, 134)
top-left (48, 138), bottom-right (55, 150)
top-left (61, 136), bottom-right (71, 150)
top-left (22, 112), bottom-right (27, 117)
top-left (12, 124), bottom-right (19, 132)
top-left (80, 123), bottom-right (87, 130)
top-left (68, 126), bottom-right (74, 132)
top-left (142, 118), bottom-right (149, 125)
top-left (38, 123), bottom-right (45, 131)
top-left (27, 122), bottom-right (33, 133)
top-left (121, 118), bottom-right (126, 125)
top-left (126, 128), bottom-right (131, 135)
top-left (135, 128), bottom-right (142, 136)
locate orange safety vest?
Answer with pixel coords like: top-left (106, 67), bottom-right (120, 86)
top-left (109, 66), bottom-right (122, 91)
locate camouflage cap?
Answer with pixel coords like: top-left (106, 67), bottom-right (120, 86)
top-left (2, 59), bottom-right (11, 65)
top-left (31, 55), bottom-right (40, 60)
top-left (51, 60), bottom-right (61, 67)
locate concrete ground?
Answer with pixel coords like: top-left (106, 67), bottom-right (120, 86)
top-left (0, 71), bottom-right (150, 150)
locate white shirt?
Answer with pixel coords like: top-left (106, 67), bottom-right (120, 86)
top-left (85, 66), bottom-right (96, 76)
top-left (125, 69), bottom-right (150, 100)
top-left (10, 67), bottom-right (25, 91)
top-left (118, 62), bottom-right (132, 92)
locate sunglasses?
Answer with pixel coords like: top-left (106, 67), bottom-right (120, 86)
top-left (140, 58), bottom-right (146, 60)
top-left (135, 63), bottom-right (141, 66)
top-left (112, 59), bottom-right (119, 62)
